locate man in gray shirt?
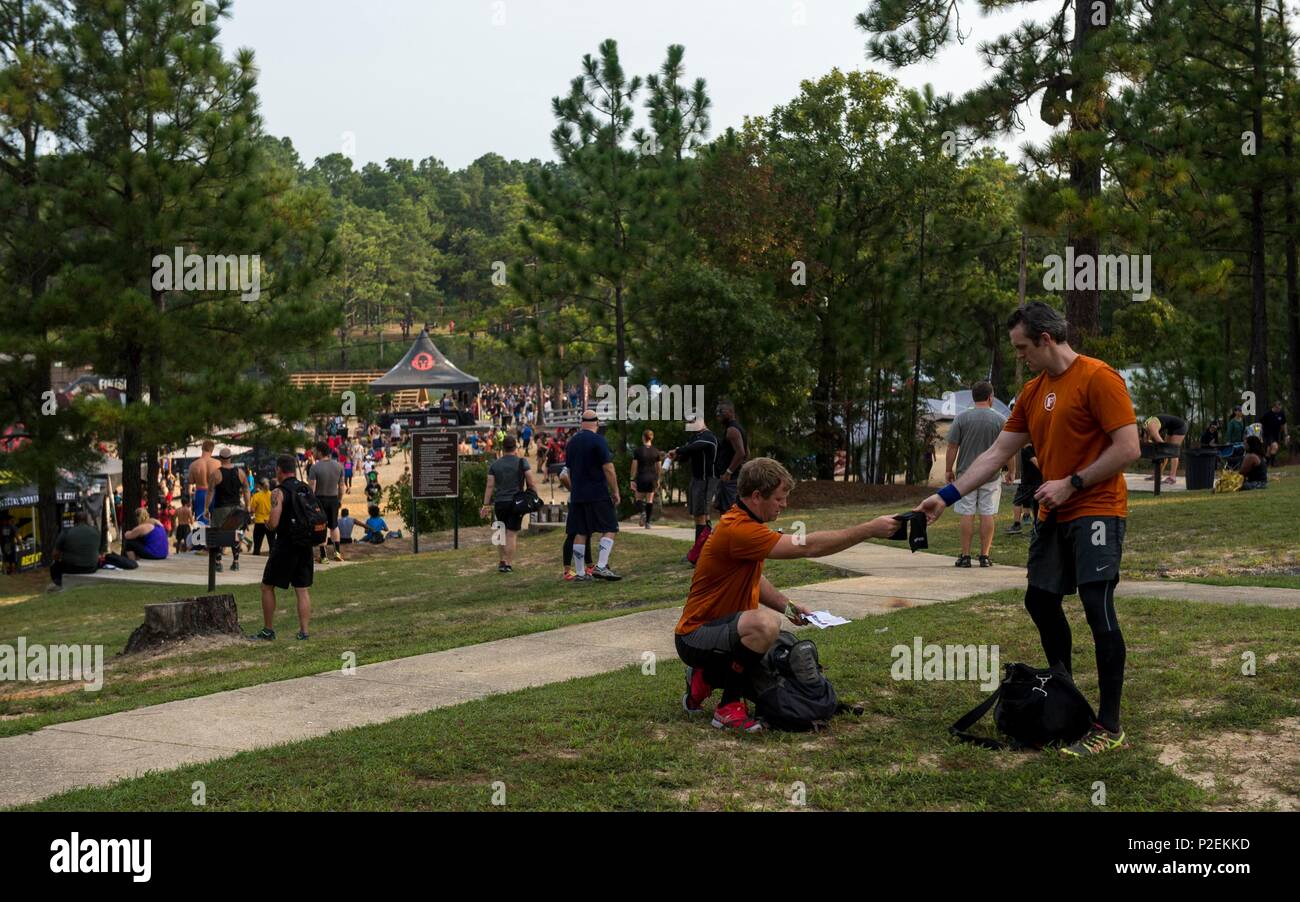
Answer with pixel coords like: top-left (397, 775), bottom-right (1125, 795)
top-left (944, 381), bottom-right (1010, 568)
top-left (480, 435), bottom-right (539, 573)
top-left (308, 441), bottom-right (346, 564)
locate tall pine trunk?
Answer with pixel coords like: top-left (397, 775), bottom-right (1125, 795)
top-left (907, 206), bottom-right (925, 483)
top-left (1282, 2), bottom-right (1300, 451)
top-left (1066, 0), bottom-right (1111, 348)
top-left (1249, 0), bottom-right (1270, 407)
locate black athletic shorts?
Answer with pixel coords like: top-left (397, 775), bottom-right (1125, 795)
top-left (493, 500), bottom-right (523, 532)
top-left (635, 476), bottom-right (658, 494)
top-left (1152, 414), bottom-right (1187, 436)
top-left (674, 611), bottom-right (744, 666)
top-left (565, 499), bottom-right (619, 536)
top-left (174, 524), bottom-right (191, 544)
top-left (262, 544), bottom-right (314, 589)
top-left (318, 496), bottom-right (340, 529)
top-left (1027, 514), bottom-right (1125, 596)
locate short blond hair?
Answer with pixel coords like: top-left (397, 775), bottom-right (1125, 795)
top-left (135, 507), bottom-right (151, 526)
top-left (738, 457), bottom-right (793, 499)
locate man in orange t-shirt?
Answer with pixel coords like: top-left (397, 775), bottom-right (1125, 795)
top-left (917, 302), bottom-right (1141, 757)
top-left (676, 458), bottom-right (899, 732)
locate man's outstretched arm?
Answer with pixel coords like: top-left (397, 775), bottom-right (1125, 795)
top-left (767, 515), bottom-right (900, 559)
top-left (916, 430), bottom-right (1029, 523)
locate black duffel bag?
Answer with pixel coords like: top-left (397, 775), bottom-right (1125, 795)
top-left (949, 662), bottom-right (1096, 750)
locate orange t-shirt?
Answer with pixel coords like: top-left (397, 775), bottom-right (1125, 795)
top-left (1003, 354), bottom-right (1135, 522)
top-left (675, 504), bottom-right (782, 635)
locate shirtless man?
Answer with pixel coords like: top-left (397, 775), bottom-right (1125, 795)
top-left (187, 440), bottom-right (222, 530)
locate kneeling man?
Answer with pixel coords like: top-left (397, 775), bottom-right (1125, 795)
top-left (675, 457), bottom-right (900, 731)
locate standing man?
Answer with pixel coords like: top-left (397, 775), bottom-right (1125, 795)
top-left (944, 381), bottom-right (1009, 567)
top-left (676, 457), bottom-right (899, 731)
top-left (916, 302), bottom-right (1141, 757)
top-left (713, 400), bottom-right (748, 515)
top-left (187, 439), bottom-right (221, 529)
top-left (208, 447), bottom-right (250, 572)
top-left (308, 441), bottom-right (345, 564)
top-left (669, 417), bottom-right (719, 556)
top-left (1261, 400), bottom-right (1288, 465)
top-left (255, 454), bottom-right (314, 641)
top-left (630, 429), bottom-right (663, 528)
top-left (563, 410), bottom-right (622, 581)
top-left (481, 435), bottom-right (539, 573)
top-left (389, 418), bottom-right (403, 458)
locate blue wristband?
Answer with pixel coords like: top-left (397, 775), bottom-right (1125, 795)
top-left (938, 483), bottom-right (961, 506)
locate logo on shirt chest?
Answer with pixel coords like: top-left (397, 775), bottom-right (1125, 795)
top-left (1044, 392), bottom-right (1057, 411)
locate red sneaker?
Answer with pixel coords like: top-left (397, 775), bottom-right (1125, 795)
top-left (711, 700), bottom-right (762, 733)
top-left (585, 565), bottom-right (595, 576)
top-left (682, 666), bottom-right (712, 713)
top-left (563, 569), bottom-right (575, 581)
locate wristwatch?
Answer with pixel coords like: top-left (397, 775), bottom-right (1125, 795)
top-left (1070, 473), bottom-right (1084, 491)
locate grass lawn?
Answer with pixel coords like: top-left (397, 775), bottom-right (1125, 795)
top-left (772, 466), bottom-right (1300, 589)
top-left (20, 587), bottom-right (1298, 812)
top-left (0, 529), bottom-right (837, 738)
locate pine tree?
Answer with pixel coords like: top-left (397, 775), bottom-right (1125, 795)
top-left (57, 0), bottom-right (335, 520)
top-left (858, 0), bottom-right (1133, 348)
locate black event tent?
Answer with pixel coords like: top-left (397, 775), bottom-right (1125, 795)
top-left (368, 330), bottom-right (480, 395)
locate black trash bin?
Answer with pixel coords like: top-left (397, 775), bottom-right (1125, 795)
top-left (1185, 448), bottom-right (1218, 490)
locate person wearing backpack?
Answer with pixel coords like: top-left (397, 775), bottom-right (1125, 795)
top-left (676, 457), bottom-right (900, 732)
top-left (254, 454), bottom-right (316, 641)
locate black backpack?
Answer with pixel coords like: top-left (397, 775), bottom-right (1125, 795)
top-left (752, 632), bottom-right (839, 732)
top-left (949, 662), bottom-right (1096, 750)
top-left (282, 479), bottom-right (328, 548)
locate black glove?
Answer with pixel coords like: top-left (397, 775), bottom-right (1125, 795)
top-left (889, 512), bottom-right (928, 553)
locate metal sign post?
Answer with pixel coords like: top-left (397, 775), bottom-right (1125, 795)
top-left (409, 430), bottom-right (460, 553)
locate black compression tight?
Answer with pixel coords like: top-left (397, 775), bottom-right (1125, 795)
top-left (1024, 581), bottom-right (1126, 733)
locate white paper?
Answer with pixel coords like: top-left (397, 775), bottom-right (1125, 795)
top-left (804, 611), bottom-right (851, 629)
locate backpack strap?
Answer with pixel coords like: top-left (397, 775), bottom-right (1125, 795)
top-left (948, 686), bottom-right (1006, 750)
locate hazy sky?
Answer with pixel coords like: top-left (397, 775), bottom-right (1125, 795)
top-left (220, 0), bottom-right (1053, 172)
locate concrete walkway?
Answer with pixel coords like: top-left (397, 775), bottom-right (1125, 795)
top-left (4, 527), bottom-right (1297, 809)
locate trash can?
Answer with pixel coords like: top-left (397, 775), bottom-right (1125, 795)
top-left (1185, 448), bottom-right (1219, 490)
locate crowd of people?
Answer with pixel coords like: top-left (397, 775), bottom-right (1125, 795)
top-left (32, 335), bottom-right (1291, 753)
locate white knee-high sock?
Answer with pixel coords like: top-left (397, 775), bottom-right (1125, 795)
top-left (572, 543), bottom-right (586, 572)
top-left (597, 536), bottom-right (614, 568)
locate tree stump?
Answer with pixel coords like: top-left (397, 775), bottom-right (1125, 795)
top-left (123, 594), bottom-right (242, 654)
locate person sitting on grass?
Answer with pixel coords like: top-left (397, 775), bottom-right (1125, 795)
top-left (362, 504), bottom-right (388, 544)
top-left (337, 508), bottom-right (356, 544)
top-left (1240, 435), bottom-right (1269, 490)
top-left (676, 457), bottom-right (900, 732)
top-left (46, 510), bottom-right (102, 592)
top-left (123, 507), bottom-right (169, 561)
